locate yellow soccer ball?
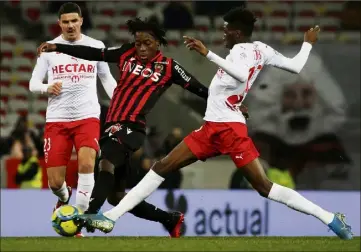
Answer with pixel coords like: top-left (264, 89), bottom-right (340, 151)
top-left (51, 205), bottom-right (83, 237)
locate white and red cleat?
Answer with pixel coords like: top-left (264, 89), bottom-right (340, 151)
top-left (74, 232), bottom-right (85, 237)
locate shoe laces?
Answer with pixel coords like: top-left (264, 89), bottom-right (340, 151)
top-left (328, 213), bottom-right (353, 235)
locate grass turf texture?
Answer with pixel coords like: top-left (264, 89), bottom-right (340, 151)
top-left (1, 237), bottom-right (360, 251)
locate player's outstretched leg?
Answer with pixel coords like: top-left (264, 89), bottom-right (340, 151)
top-left (241, 158), bottom-right (353, 240)
top-left (81, 141), bottom-right (198, 233)
top-left (108, 190), bottom-right (184, 238)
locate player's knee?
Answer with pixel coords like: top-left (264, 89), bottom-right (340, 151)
top-left (100, 139), bottom-right (126, 169)
top-left (107, 192), bottom-right (126, 206)
top-left (47, 167), bottom-right (66, 190)
top-left (99, 159), bottom-right (115, 174)
top-left (78, 162), bottom-right (94, 174)
top-left (48, 176), bottom-right (65, 191)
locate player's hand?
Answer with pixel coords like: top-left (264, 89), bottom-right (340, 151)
top-left (37, 42), bottom-right (57, 57)
top-left (183, 36), bottom-right (209, 57)
top-left (304, 25), bottom-right (320, 45)
top-left (47, 82), bottom-right (62, 96)
top-left (238, 104), bottom-right (250, 120)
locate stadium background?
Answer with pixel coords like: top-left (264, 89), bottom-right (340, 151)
top-left (0, 0), bottom-right (360, 239)
top-left (1, 0), bottom-right (360, 191)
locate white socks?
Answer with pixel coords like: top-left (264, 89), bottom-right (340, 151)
top-left (104, 169), bottom-right (165, 221)
top-left (103, 174), bottom-right (335, 226)
top-left (75, 173), bottom-right (95, 212)
top-left (50, 182), bottom-right (69, 203)
top-left (268, 183), bottom-right (334, 225)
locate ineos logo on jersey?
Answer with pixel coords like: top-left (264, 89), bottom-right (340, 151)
top-left (174, 64), bottom-right (191, 82)
top-left (122, 61), bottom-right (161, 82)
top-left (52, 64), bottom-right (95, 74)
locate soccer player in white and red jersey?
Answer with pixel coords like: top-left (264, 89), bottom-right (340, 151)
top-left (80, 7), bottom-right (353, 240)
top-left (29, 3), bottom-right (117, 236)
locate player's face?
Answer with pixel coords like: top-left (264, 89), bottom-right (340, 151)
top-left (58, 13), bottom-right (83, 42)
top-left (134, 32), bottom-right (159, 63)
top-left (223, 22), bottom-right (238, 49)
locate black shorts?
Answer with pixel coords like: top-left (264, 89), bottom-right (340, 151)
top-left (96, 122), bottom-right (145, 177)
top-left (100, 122), bottom-right (145, 152)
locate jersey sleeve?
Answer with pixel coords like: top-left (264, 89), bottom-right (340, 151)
top-left (206, 47), bottom-right (249, 83)
top-left (171, 59), bottom-right (208, 99)
top-left (29, 54), bottom-right (49, 93)
top-left (96, 41), bottom-right (118, 99)
top-left (260, 42), bottom-right (312, 74)
top-left (55, 43), bottom-right (134, 63)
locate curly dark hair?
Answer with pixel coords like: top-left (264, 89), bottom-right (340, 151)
top-left (223, 6), bottom-right (257, 37)
top-left (126, 17), bottom-right (168, 46)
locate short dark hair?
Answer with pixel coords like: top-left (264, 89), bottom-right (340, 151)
top-left (126, 17), bottom-right (168, 46)
top-left (58, 2), bottom-right (82, 19)
top-left (223, 7), bottom-right (257, 37)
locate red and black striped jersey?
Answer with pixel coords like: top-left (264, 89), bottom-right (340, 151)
top-left (55, 42), bottom-right (208, 128)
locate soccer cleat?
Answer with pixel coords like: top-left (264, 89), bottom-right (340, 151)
top-left (53, 186), bottom-right (72, 212)
top-left (74, 232), bottom-right (85, 237)
top-left (76, 213), bottom-right (115, 234)
top-left (328, 212), bottom-right (353, 240)
top-left (162, 211), bottom-right (185, 238)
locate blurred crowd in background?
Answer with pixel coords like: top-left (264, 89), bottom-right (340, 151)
top-left (1, 0), bottom-right (360, 190)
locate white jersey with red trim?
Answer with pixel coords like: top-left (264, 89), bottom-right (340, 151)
top-left (30, 34), bottom-right (117, 122)
top-left (204, 41), bottom-right (312, 123)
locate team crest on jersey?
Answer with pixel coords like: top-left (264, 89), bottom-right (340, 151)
top-left (155, 63), bottom-right (164, 72)
top-left (105, 123), bottom-right (122, 135)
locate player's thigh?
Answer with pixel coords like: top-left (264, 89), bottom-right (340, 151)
top-left (77, 147), bottom-right (97, 173)
top-left (98, 134), bottom-right (132, 169)
top-left (72, 118), bottom-right (100, 173)
top-left (43, 122), bottom-right (73, 169)
top-left (183, 123), bottom-right (219, 162)
top-left (102, 124), bottom-right (145, 173)
top-left (154, 140), bottom-right (199, 176)
top-left (220, 122), bottom-right (259, 167)
top-left (223, 123), bottom-right (272, 196)
top-left (72, 118), bottom-right (100, 155)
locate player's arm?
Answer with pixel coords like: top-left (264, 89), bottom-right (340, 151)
top-left (97, 61), bottom-right (117, 98)
top-left (264, 26), bottom-right (320, 73)
top-left (183, 36), bottom-right (249, 83)
top-left (263, 43), bottom-right (312, 74)
top-left (29, 54), bottom-right (55, 94)
top-left (96, 42), bottom-right (118, 98)
top-left (37, 42), bottom-right (134, 63)
top-left (171, 59), bottom-right (208, 99)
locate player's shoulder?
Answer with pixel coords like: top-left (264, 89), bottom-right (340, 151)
top-left (167, 57), bottom-right (184, 69)
top-left (81, 34), bottom-right (105, 48)
top-left (230, 43), bottom-right (254, 59)
top-left (253, 41), bottom-right (274, 53)
top-left (231, 43), bottom-right (251, 52)
top-left (48, 35), bottom-right (63, 43)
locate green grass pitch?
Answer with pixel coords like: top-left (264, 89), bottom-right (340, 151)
top-left (1, 237), bottom-right (360, 251)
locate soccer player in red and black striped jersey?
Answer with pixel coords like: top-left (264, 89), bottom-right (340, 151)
top-left (37, 17), bottom-right (210, 237)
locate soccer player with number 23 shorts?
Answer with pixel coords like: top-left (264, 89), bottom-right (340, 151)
top-left (29, 3), bottom-right (117, 237)
top-left (79, 7), bottom-right (353, 240)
